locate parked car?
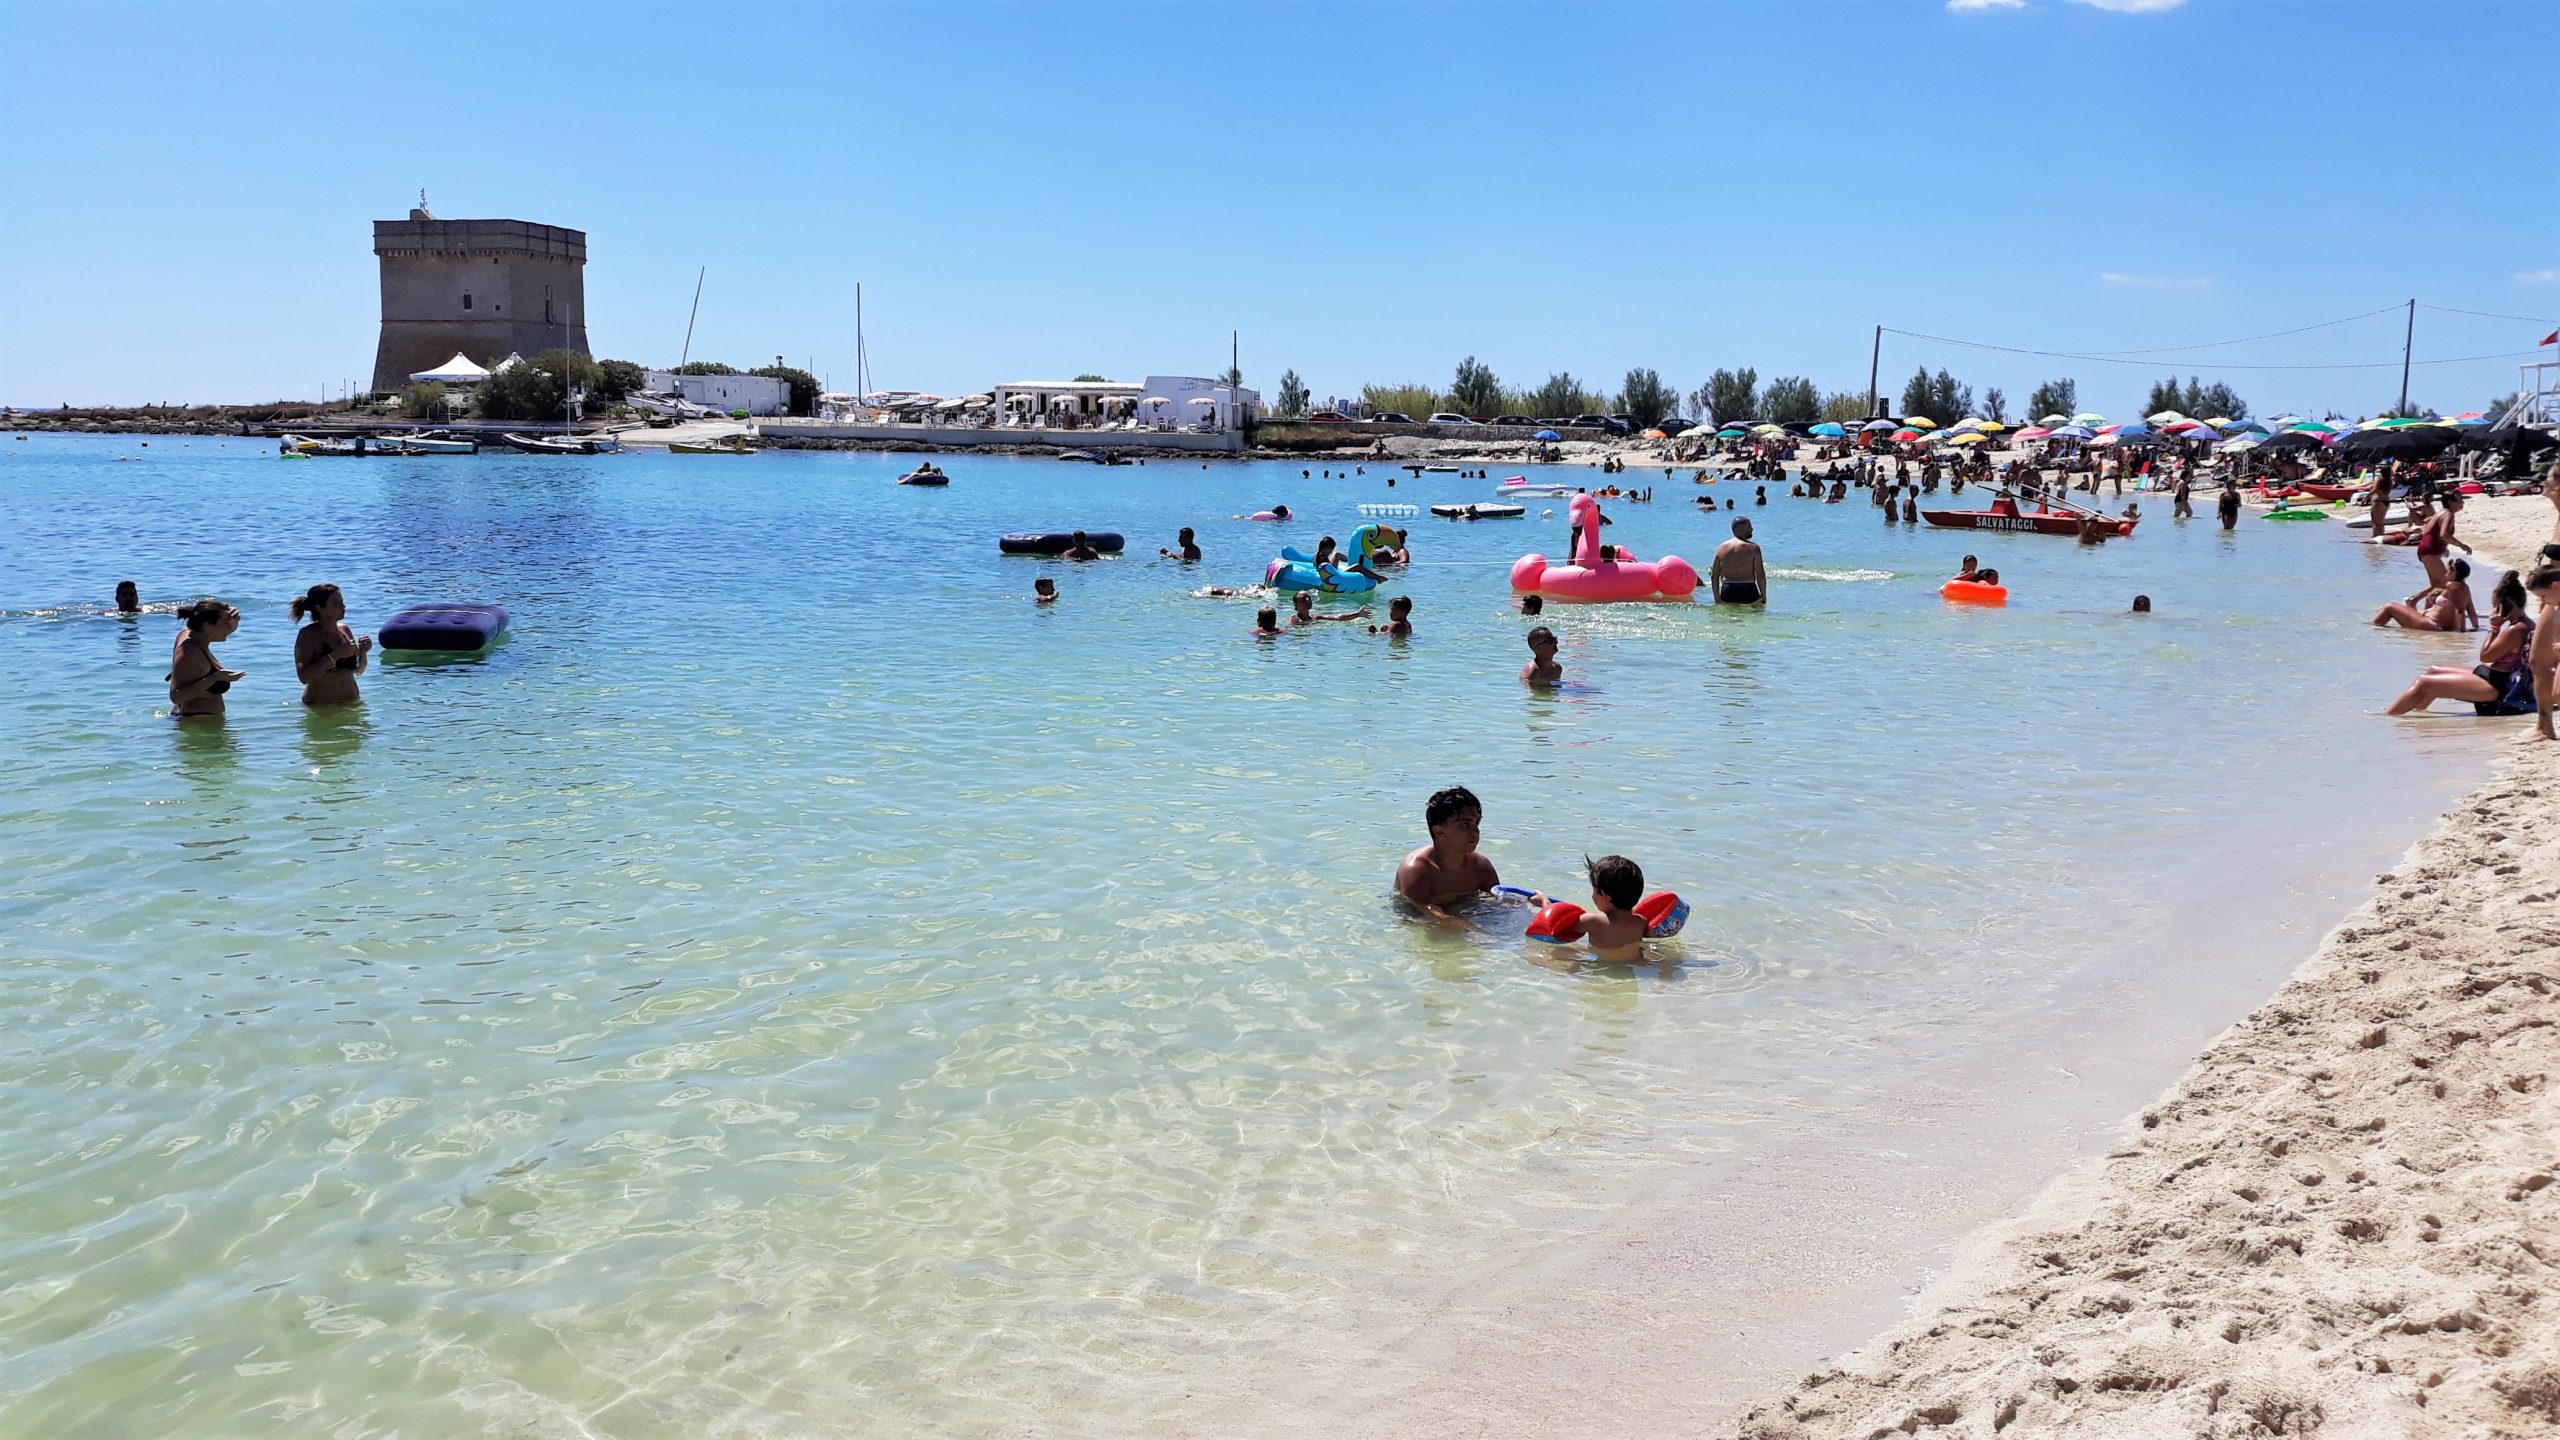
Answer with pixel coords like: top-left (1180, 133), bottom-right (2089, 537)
top-left (1305, 410), bottom-right (1351, 423)
top-left (1372, 412), bottom-right (1415, 425)
top-left (1427, 413), bottom-right (1480, 426)
top-left (1571, 414), bottom-right (1633, 436)
top-left (1489, 415), bottom-right (1536, 427)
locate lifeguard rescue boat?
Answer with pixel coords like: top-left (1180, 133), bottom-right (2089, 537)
top-left (1921, 494), bottom-right (2134, 537)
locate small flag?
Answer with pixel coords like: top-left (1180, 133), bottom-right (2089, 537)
top-left (2542, 328), bottom-right (2559, 345)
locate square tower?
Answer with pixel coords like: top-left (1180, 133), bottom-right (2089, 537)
top-left (370, 209), bottom-right (588, 393)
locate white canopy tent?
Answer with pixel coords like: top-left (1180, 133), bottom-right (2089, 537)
top-left (408, 352), bottom-right (491, 385)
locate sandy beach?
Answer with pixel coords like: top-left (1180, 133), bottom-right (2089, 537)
top-left (1731, 494), bottom-right (2560, 1439)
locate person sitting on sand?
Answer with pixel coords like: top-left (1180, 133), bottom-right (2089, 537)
top-left (1526, 854), bottom-right (1651, 965)
top-left (1370, 594), bottom-right (1413, 637)
top-left (2373, 558), bottom-right (2476, 632)
top-left (1061, 531), bottom-right (1102, 561)
top-left (167, 599), bottom-right (243, 720)
top-left (1521, 626), bottom-right (1562, 687)
top-left (2385, 569), bottom-right (2537, 719)
top-left (1709, 517), bottom-right (1766, 605)
top-left (115, 580), bottom-right (140, 615)
top-left (1252, 606), bottom-right (1283, 637)
top-left (1159, 527), bottom-right (1201, 562)
top-left (1290, 590), bottom-right (1368, 626)
top-left (1395, 785), bottom-right (1501, 922)
top-left (291, 582), bottom-right (371, 707)
top-left (1034, 577), bottom-right (1057, 605)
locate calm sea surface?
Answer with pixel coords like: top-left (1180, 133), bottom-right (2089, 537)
top-left (0, 436), bottom-right (2502, 1434)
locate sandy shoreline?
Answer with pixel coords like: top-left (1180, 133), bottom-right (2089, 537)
top-left (1729, 496), bottom-right (2560, 1439)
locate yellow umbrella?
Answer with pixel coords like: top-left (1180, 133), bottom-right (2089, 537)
top-left (1904, 415), bottom-right (1937, 429)
top-left (1943, 431), bottom-right (1988, 446)
top-left (2204, 416), bottom-right (2233, 427)
top-left (1974, 420), bottom-right (2007, 431)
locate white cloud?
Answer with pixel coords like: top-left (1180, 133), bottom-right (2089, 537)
top-left (2519, 269), bottom-right (2559, 284)
top-left (1948, 0), bottom-right (2027, 12)
top-left (2072, 0), bottom-right (2186, 12)
top-left (2101, 272), bottom-right (2211, 289)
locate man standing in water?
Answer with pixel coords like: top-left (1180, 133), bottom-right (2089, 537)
top-left (1709, 517), bottom-right (1767, 604)
top-left (1396, 786), bottom-right (1501, 922)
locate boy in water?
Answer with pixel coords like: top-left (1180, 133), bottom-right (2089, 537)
top-left (1033, 577), bottom-right (1057, 605)
top-left (1528, 855), bottom-right (1651, 964)
top-left (1252, 606), bottom-right (1283, 636)
top-left (1521, 626), bottom-right (1562, 687)
top-left (1519, 594), bottom-right (1544, 616)
top-left (1370, 595), bottom-right (1413, 637)
top-left (1395, 785), bottom-right (1501, 921)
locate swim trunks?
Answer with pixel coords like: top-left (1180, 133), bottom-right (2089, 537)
top-left (1717, 582), bottom-right (1762, 604)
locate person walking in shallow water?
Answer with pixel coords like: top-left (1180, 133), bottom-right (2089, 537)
top-left (292, 583), bottom-right (371, 707)
top-left (167, 599), bottom-right (243, 719)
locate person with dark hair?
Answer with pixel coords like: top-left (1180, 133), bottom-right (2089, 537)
top-left (2132, 595), bottom-right (2153, 614)
top-left (291, 583), bottom-right (371, 706)
top-left (1061, 531), bottom-right (1101, 562)
top-left (2411, 493), bottom-right (2471, 590)
top-left (1290, 590), bottom-right (1368, 625)
top-left (1952, 554), bottom-right (1980, 583)
top-left (1252, 606), bottom-right (1282, 637)
top-left (114, 580), bottom-right (140, 614)
top-left (2531, 565), bottom-right (2560, 741)
top-left (1519, 594), bottom-right (1544, 616)
top-left (1159, 527), bottom-right (1201, 562)
top-left (1569, 854), bottom-right (1650, 964)
top-left (166, 599), bottom-right (243, 719)
top-left (1395, 786), bottom-right (1500, 921)
top-left (1033, 577), bottom-right (1057, 605)
top-left (1521, 626), bottom-right (1562, 687)
top-left (2372, 557), bottom-right (2476, 632)
top-left (1709, 517), bottom-right (1766, 604)
top-left (2386, 568), bottom-right (2541, 721)
top-left (2218, 480), bottom-right (2241, 531)
top-left (1369, 594), bottom-right (1412, 638)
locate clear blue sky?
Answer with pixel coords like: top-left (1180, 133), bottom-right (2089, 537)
top-left (3, 0), bottom-right (2553, 420)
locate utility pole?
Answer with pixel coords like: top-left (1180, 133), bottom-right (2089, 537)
top-left (1867, 324), bottom-right (1883, 418)
top-left (2396, 297), bottom-right (2414, 415)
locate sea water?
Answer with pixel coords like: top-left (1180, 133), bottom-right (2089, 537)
top-left (0, 437), bottom-right (2503, 1434)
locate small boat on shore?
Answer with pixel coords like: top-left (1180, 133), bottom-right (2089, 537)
top-left (502, 433), bottom-right (619, 455)
top-left (1921, 497), bottom-right (2134, 537)
top-left (671, 438), bottom-right (757, 455)
top-left (280, 434), bottom-right (362, 457)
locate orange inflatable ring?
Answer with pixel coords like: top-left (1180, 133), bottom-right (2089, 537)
top-left (1941, 579), bottom-right (2009, 605)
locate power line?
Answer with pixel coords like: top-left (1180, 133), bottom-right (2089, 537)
top-left (1880, 326), bottom-right (2541, 372)
top-left (2418, 302), bottom-right (2560, 325)
top-left (2071, 304), bottom-right (2404, 356)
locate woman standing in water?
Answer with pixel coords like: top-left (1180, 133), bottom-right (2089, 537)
top-left (291, 583), bottom-right (371, 706)
top-left (167, 600), bottom-right (243, 719)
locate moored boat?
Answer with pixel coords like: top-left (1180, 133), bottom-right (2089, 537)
top-left (502, 433), bottom-right (619, 455)
top-left (1921, 498), bottom-right (2134, 537)
top-left (1494, 476), bottom-right (1578, 498)
top-left (671, 438), bottom-right (757, 455)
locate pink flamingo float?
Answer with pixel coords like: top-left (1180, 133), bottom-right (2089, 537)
top-left (1511, 493), bottom-right (1698, 602)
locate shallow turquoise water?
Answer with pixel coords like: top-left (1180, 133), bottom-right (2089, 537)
top-left (0, 435), bottom-right (2499, 1433)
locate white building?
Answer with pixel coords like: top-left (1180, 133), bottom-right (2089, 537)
top-left (643, 371), bottom-right (791, 416)
top-left (1134, 375), bottom-right (1260, 432)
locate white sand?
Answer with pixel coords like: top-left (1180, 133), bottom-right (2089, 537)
top-left (1729, 493), bottom-right (2560, 1439)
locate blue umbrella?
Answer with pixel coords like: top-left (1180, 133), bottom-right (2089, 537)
top-left (2225, 419), bottom-right (2270, 435)
top-left (2049, 425), bottom-right (2095, 440)
top-left (1809, 422), bottom-right (1848, 437)
top-left (1534, 429), bottom-right (1560, 441)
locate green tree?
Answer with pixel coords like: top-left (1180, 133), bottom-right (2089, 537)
top-left (593, 359), bottom-right (647, 406)
top-left (475, 349), bottom-right (600, 421)
top-left (1762, 376), bottom-right (1819, 425)
top-left (1982, 387), bottom-right (2008, 424)
top-left (1526, 372), bottom-right (1599, 418)
top-left (2024, 378), bottom-right (2077, 422)
top-left (1695, 367), bottom-right (1759, 423)
top-left (2188, 380), bottom-right (2247, 422)
top-left (1449, 356), bottom-right (1504, 416)
top-left (1220, 365), bottom-right (1242, 387)
top-left (750, 364), bottom-right (820, 416)
top-left (1073, 372), bottom-right (1108, 382)
top-left (1819, 391), bottom-right (1871, 424)
top-left (397, 382), bottom-right (448, 420)
top-left (1274, 369), bottom-right (1311, 418)
top-left (1902, 367), bottom-right (1968, 422)
top-left (1615, 367), bottom-right (1674, 428)
top-left (2484, 391), bottom-right (2522, 420)
top-left (1362, 383), bottom-right (1439, 419)
top-left (675, 361), bottom-right (738, 376)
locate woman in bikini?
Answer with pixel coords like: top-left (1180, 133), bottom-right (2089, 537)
top-left (2373, 557), bottom-right (2478, 632)
top-left (291, 582), bottom-right (372, 706)
top-left (167, 600), bottom-right (244, 719)
top-left (2386, 570), bottom-right (2536, 717)
top-left (2411, 493), bottom-right (2471, 590)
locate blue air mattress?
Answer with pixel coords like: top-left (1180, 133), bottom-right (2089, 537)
top-left (1000, 532), bottom-right (1125, 555)
top-left (379, 603), bottom-right (508, 651)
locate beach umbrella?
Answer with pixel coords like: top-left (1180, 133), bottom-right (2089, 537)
top-left (2088, 433), bottom-right (2123, 448)
top-left (1975, 420), bottom-right (2007, 432)
top-left (2333, 426), bottom-right (2457, 460)
top-left (2259, 430), bottom-right (2326, 453)
top-left (2147, 410), bottom-right (2186, 425)
top-left (2097, 423), bottom-right (2126, 435)
top-left (1751, 423), bottom-right (1786, 434)
top-left (1716, 426), bottom-right (1749, 438)
top-left (1890, 428), bottom-right (1922, 442)
top-left (2035, 414), bottom-right (2068, 426)
top-left (1903, 415), bottom-right (1937, 429)
top-left (2218, 436), bottom-right (2262, 453)
top-left (2284, 421), bottom-right (2338, 434)
top-left (2012, 426), bottom-right (2053, 440)
top-left (2449, 415), bottom-right (2487, 427)
top-left (1535, 429), bottom-right (1560, 441)
top-left (2182, 423), bottom-right (2223, 442)
top-left (2049, 425), bottom-right (2095, 440)
top-left (2070, 412), bottom-right (2105, 426)
top-left (1809, 422), bottom-right (1848, 437)
top-left (2224, 419), bottom-right (2270, 435)
top-left (1860, 418), bottom-right (1899, 432)
top-left (1944, 431), bottom-right (1989, 446)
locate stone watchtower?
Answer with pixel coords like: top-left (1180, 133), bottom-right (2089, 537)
top-left (369, 208), bottom-right (588, 393)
